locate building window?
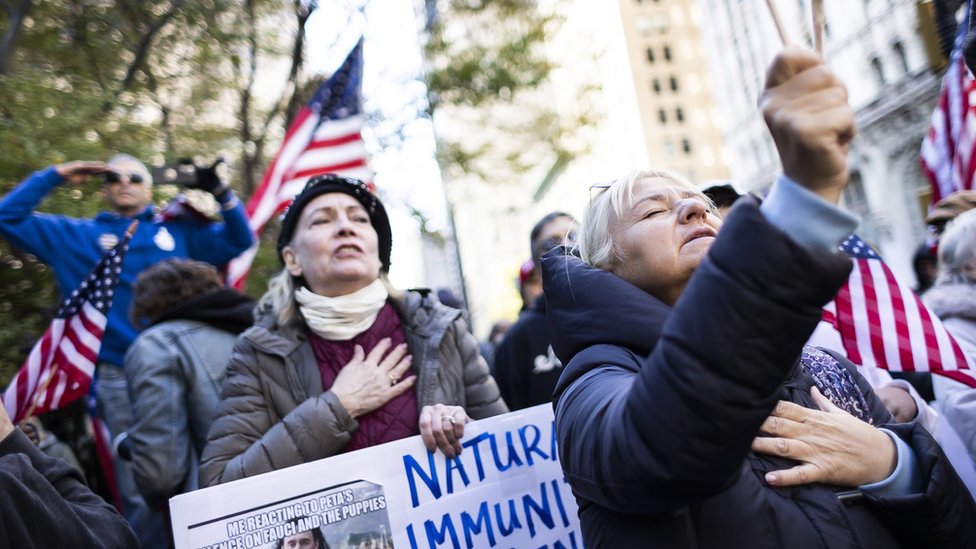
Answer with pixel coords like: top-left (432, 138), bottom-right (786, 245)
top-left (870, 57), bottom-right (886, 85)
top-left (658, 108), bottom-right (667, 124)
top-left (636, 16), bottom-right (651, 36)
top-left (893, 41), bottom-right (909, 74)
top-left (646, 47), bottom-right (655, 63)
top-left (670, 76), bottom-right (679, 92)
top-left (663, 45), bottom-right (672, 62)
top-left (681, 138), bottom-right (692, 154)
top-left (675, 107), bottom-right (685, 123)
top-left (663, 138), bottom-right (675, 158)
top-left (652, 78), bottom-right (661, 94)
top-left (653, 14), bottom-right (669, 34)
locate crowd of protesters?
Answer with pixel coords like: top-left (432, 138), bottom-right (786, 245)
top-left (2, 41), bottom-right (976, 548)
top-left (0, 156), bottom-right (253, 546)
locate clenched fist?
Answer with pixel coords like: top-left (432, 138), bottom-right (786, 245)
top-left (760, 47), bottom-right (855, 205)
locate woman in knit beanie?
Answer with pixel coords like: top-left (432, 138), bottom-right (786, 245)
top-left (200, 174), bottom-right (507, 486)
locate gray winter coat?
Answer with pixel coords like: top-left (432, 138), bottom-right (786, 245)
top-left (200, 289), bottom-right (507, 486)
top-left (124, 319), bottom-right (239, 505)
top-left (924, 283), bottom-right (976, 463)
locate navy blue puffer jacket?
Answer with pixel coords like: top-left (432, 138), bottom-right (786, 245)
top-left (543, 198), bottom-right (976, 548)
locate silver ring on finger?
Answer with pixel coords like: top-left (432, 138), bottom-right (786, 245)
top-left (441, 415), bottom-right (456, 425)
top-left (389, 374), bottom-right (397, 386)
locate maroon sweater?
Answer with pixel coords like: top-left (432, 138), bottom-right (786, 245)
top-left (308, 302), bottom-right (420, 452)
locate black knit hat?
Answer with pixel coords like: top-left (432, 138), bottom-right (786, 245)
top-left (276, 174), bottom-right (392, 272)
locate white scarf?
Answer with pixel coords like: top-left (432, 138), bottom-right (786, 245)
top-left (295, 279), bottom-right (389, 341)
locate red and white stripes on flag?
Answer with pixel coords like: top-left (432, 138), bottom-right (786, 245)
top-left (821, 235), bottom-right (976, 388)
top-left (3, 224), bottom-right (131, 423)
top-left (227, 39), bottom-right (370, 288)
top-left (920, 3), bottom-right (976, 202)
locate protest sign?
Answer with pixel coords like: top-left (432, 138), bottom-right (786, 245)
top-left (170, 404), bottom-right (581, 549)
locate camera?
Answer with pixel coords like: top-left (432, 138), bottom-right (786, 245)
top-left (150, 157), bottom-right (225, 187)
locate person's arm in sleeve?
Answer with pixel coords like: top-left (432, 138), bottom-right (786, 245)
top-left (491, 328), bottom-right (523, 410)
top-left (864, 418), bottom-right (976, 547)
top-left (199, 336), bottom-right (357, 486)
top-left (123, 331), bottom-right (194, 507)
top-left (839, 349), bottom-right (976, 547)
top-left (183, 165), bottom-right (255, 265)
top-left (451, 315), bottom-right (508, 419)
top-left (555, 47), bottom-right (858, 514)
top-left (556, 192), bottom-right (855, 514)
top-left (0, 167), bottom-right (72, 263)
top-left (0, 402), bottom-right (138, 547)
top-left (191, 192), bottom-right (255, 264)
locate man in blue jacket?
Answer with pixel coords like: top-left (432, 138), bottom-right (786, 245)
top-left (0, 154), bottom-right (254, 547)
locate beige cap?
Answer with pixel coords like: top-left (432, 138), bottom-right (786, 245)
top-left (926, 190), bottom-right (976, 224)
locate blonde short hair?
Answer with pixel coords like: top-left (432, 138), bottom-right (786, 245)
top-left (578, 169), bottom-right (714, 269)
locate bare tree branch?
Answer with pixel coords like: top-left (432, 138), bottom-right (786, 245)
top-left (238, 0), bottom-right (309, 194)
top-left (66, 2), bottom-right (107, 92)
top-left (143, 66), bottom-right (175, 156)
top-left (280, 0), bottom-right (310, 129)
top-left (118, 0), bottom-right (187, 92)
top-left (98, 0), bottom-right (187, 112)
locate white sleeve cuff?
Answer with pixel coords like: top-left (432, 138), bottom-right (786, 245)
top-left (759, 175), bottom-right (860, 253)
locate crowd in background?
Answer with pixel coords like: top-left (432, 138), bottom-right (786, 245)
top-left (3, 45), bottom-right (976, 549)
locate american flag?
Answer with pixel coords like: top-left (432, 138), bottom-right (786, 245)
top-left (227, 39), bottom-right (371, 288)
top-left (820, 234), bottom-right (976, 387)
top-left (3, 223), bottom-right (132, 423)
top-left (920, 1), bottom-right (976, 202)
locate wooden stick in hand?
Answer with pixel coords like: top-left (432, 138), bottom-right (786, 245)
top-left (812, 0), bottom-right (825, 56)
top-left (764, 0), bottom-right (789, 47)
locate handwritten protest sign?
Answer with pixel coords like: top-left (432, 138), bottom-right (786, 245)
top-left (170, 404), bottom-right (582, 549)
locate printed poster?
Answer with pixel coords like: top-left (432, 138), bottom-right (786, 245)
top-left (170, 404), bottom-right (582, 549)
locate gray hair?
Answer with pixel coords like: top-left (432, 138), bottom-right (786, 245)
top-left (937, 208), bottom-right (976, 285)
top-left (259, 268), bottom-right (403, 328)
top-left (578, 169), bottom-right (713, 269)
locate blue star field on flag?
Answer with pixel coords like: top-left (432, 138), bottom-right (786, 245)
top-left (308, 39), bottom-right (363, 119)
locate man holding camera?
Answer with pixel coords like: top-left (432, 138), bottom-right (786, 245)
top-left (0, 154), bottom-right (254, 546)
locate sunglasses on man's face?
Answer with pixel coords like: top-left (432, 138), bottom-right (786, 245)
top-left (103, 172), bottom-right (145, 185)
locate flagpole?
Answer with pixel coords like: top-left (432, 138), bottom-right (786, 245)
top-left (812, 0), bottom-right (825, 56)
top-left (15, 220), bottom-right (137, 424)
top-left (21, 363), bottom-right (59, 423)
top-left (764, 0), bottom-right (789, 47)
top-left (444, 192), bottom-right (471, 317)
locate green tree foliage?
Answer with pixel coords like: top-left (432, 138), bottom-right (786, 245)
top-left (0, 0), bottom-right (313, 385)
top-left (423, 0), bottom-right (598, 185)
